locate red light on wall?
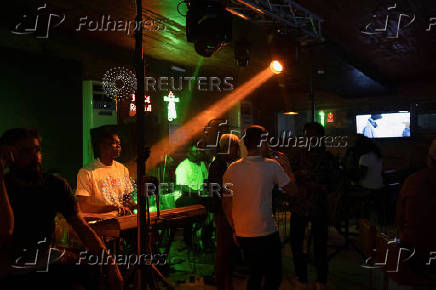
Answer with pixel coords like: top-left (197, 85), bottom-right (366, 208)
top-left (129, 94), bottom-right (152, 116)
top-left (327, 112), bottom-right (334, 123)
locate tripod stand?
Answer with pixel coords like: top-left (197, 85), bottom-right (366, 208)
top-left (132, 0), bottom-right (174, 288)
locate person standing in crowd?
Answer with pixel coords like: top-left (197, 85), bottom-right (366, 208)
top-left (363, 114), bottom-right (382, 138)
top-left (396, 140), bottom-right (436, 282)
top-left (355, 137), bottom-right (383, 190)
top-left (0, 128), bottom-right (123, 289)
top-left (222, 125), bottom-right (298, 290)
top-left (77, 127), bottom-right (134, 217)
top-left (209, 134), bottom-right (241, 290)
top-left (290, 122), bottom-right (340, 290)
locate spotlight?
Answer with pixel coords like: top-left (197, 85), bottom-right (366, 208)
top-left (186, 0), bottom-right (232, 57)
top-left (270, 60), bottom-right (283, 74)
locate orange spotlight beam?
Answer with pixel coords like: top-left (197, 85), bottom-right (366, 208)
top-left (147, 67), bottom-right (274, 171)
top-left (225, 8), bottom-right (249, 20)
top-left (235, 0), bottom-right (265, 15)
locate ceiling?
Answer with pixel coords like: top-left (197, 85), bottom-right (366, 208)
top-left (3, 0), bottom-right (436, 102)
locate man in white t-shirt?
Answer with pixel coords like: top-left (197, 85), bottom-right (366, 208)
top-left (222, 125), bottom-right (297, 290)
top-left (359, 151), bottom-right (383, 190)
top-left (77, 130), bottom-right (133, 217)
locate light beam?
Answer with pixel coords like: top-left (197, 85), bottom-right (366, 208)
top-left (146, 67), bottom-right (275, 171)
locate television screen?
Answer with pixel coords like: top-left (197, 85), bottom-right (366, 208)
top-left (356, 112), bottom-right (411, 138)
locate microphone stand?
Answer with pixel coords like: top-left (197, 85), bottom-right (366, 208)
top-left (134, 1), bottom-right (171, 289)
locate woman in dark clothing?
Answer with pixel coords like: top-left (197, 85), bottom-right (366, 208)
top-left (290, 123), bottom-right (340, 290)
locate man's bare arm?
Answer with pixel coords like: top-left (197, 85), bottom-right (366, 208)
top-left (221, 194), bottom-right (234, 229)
top-left (77, 196), bottom-right (118, 213)
top-left (0, 147), bottom-right (14, 243)
top-left (282, 181), bottom-right (299, 197)
top-left (0, 177), bottom-right (13, 242)
top-left (67, 212), bottom-right (123, 290)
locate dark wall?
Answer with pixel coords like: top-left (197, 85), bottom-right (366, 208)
top-left (0, 48), bottom-right (82, 186)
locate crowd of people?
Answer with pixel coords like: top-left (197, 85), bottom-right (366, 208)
top-left (0, 124), bottom-right (435, 290)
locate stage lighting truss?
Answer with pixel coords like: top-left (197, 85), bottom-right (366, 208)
top-left (228, 0), bottom-right (324, 41)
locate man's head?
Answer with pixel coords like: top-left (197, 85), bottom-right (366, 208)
top-left (218, 134), bottom-right (240, 162)
top-left (303, 122), bottom-right (325, 137)
top-left (427, 139), bottom-right (436, 168)
top-left (94, 128), bottom-right (121, 161)
top-left (243, 125), bottom-right (268, 155)
top-left (0, 128), bottom-right (42, 177)
top-left (187, 144), bottom-right (201, 163)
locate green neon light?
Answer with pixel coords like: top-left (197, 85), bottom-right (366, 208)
top-left (319, 110), bottom-right (325, 127)
top-left (163, 91), bottom-right (179, 121)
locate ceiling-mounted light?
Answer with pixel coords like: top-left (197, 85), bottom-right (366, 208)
top-left (186, 0), bottom-right (232, 57)
top-left (270, 60), bottom-right (283, 74)
top-left (234, 38), bottom-right (251, 67)
top-left (171, 65), bottom-right (187, 72)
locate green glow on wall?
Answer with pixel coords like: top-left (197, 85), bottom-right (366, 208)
top-left (319, 110), bottom-right (325, 127)
top-left (185, 57), bottom-right (204, 103)
top-left (164, 91), bottom-right (179, 121)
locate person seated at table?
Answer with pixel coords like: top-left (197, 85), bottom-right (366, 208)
top-left (396, 139), bottom-right (436, 282)
top-left (175, 143), bottom-right (209, 207)
top-left (77, 127), bottom-right (134, 217)
top-left (0, 128), bottom-right (123, 289)
top-left (174, 143), bottom-right (209, 247)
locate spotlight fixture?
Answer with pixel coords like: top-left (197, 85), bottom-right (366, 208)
top-left (234, 38), bottom-right (251, 67)
top-left (270, 60), bottom-right (283, 74)
top-left (186, 0), bottom-right (232, 57)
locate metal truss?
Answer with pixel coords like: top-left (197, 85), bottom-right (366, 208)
top-left (228, 0), bottom-right (324, 40)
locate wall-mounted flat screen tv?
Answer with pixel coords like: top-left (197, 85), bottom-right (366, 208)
top-left (355, 112), bottom-right (411, 138)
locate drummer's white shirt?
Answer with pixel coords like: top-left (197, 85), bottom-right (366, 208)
top-left (76, 159), bottom-right (133, 208)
